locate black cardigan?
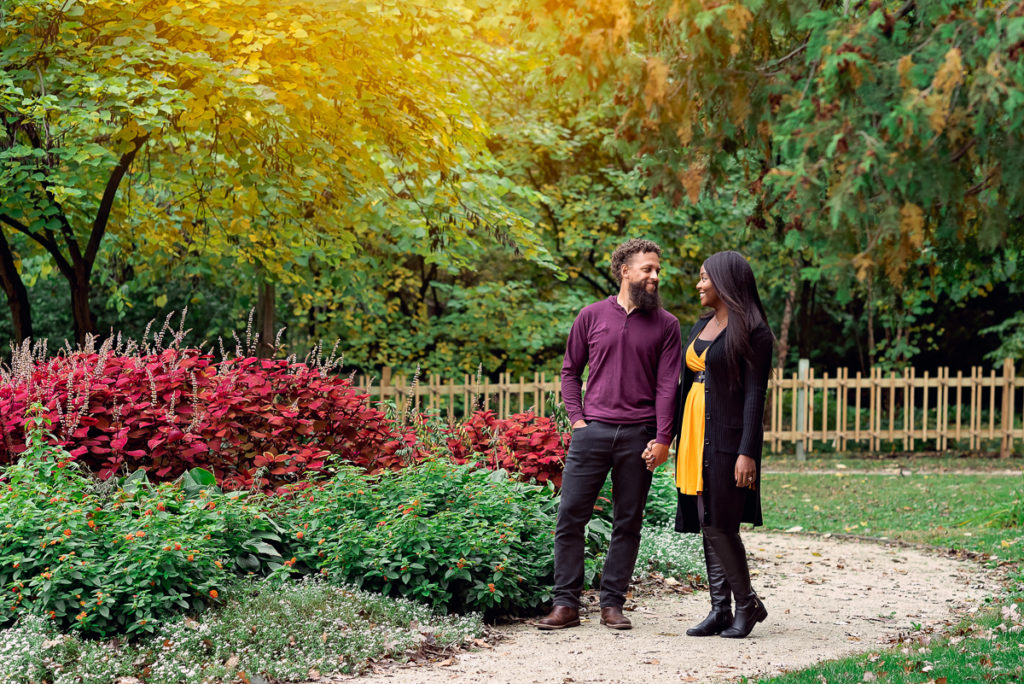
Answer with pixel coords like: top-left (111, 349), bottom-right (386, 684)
top-left (673, 317), bottom-right (774, 533)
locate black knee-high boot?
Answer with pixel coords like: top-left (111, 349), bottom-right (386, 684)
top-left (703, 526), bottom-right (766, 639)
top-left (686, 533), bottom-right (733, 636)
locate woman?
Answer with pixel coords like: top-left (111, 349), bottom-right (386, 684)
top-left (644, 250), bottom-right (774, 639)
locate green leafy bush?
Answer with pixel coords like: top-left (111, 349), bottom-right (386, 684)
top-left (276, 460), bottom-right (558, 614)
top-left (0, 414), bottom-right (282, 637)
top-left (644, 466), bottom-right (678, 527)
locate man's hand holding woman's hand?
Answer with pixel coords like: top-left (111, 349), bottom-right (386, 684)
top-left (642, 440), bottom-right (669, 472)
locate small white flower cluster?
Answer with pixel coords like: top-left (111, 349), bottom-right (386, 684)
top-left (0, 615), bottom-right (51, 683)
top-left (0, 579), bottom-right (484, 683)
top-left (0, 614), bottom-right (132, 684)
top-left (634, 523), bottom-right (704, 581)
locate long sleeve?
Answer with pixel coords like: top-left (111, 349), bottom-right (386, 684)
top-left (738, 325), bottom-right (774, 458)
top-left (655, 318), bottom-right (682, 445)
top-left (560, 313), bottom-right (589, 425)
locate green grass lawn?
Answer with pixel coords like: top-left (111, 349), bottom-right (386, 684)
top-left (763, 471), bottom-right (1024, 562)
top-left (764, 453), bottom-right (1024, 473)
top-left (752, 461), bottom-right (1024, 684)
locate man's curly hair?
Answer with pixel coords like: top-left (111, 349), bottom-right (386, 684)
top-left (610, 238), bottom-right (662, 284)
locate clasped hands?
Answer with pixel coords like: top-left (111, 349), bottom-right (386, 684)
top-left (641, 440), bottom-right (669, 472)
top-left (642, 439), bottom-right (757, 486)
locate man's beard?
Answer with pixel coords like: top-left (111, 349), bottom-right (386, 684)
top-left (629, 280), bottom-right (661, 311)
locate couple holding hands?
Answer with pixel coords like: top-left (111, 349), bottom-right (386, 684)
top-left (537, 238), bottom-right (774, 639)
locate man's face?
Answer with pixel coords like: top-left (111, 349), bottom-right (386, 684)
top-left (622, 252), bottom-right (661, 310)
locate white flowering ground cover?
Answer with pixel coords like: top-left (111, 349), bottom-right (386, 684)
top-left (635, 523), bottom-right (704, 580)
top-left (0, 579), bottom-right (483, 683)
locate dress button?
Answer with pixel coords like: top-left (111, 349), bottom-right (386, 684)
top-left (705, 413), bottom-right (711, 419)
top-left (704, 438), bottom-right (710, 445)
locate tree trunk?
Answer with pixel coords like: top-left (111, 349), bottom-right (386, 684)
top-left (0, 230), bottom-right (33, 343)
top-left (866, 277), bottom-right (875, 366)
top-left (257, 278), bottom-right (276, 358)
top-left (70, 262), bottom-right (96, 346)
top-left (776, 268), bottom-right (798, 371)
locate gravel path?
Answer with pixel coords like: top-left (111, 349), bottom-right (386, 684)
top-left (329, 530), bottom-right (1000, 684)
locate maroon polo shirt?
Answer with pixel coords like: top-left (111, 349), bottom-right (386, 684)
top-left (561, 296), bottom-right (681, 445)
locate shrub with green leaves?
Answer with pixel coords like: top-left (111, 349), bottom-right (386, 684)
top-left (644, 466), bottom-right (679, 527)
top-left (0, 415), bottom-right (283, 637)
top-left (275, 460), bottom-right (558, 614)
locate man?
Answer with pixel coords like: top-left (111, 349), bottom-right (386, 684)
top-left (537, 238), bottom-right (681, 630)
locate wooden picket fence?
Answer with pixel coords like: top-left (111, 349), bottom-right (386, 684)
top-left (354, 368), bottom-right (564, 423)
top-left (767, 358), bottom-right (1022, 457)
top-left (356, 359), bottom-right (1024, 456)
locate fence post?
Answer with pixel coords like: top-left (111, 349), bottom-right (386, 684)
top-left (1002, 358), bottom-right (1015, 459)
top-left (380, 367), bottom-right (392, 407)
top-left (796, 358), bottom-right (809, 461)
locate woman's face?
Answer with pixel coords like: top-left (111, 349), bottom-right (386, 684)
top-left (696, 265), bottom-right (721, 309)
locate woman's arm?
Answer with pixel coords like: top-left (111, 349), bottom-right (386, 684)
top-left (737, 325), bottom-right (774, 459)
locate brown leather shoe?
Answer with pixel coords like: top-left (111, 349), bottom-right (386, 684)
top-left (536, 605), bottom-right (580, 630)
top-left (600, 606), bottom-right (632, 630)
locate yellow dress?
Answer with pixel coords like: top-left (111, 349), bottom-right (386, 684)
top-left (676, 339), bottom-right (707, 495)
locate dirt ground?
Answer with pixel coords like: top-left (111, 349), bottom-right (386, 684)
top-left (328, 530), bottom-right (1001, 684)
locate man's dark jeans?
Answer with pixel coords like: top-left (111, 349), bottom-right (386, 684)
top-left (552, 420), bottom-right (655, 609)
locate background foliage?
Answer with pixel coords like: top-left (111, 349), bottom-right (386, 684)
top-left (3, 0), bottom-right (1023, 379)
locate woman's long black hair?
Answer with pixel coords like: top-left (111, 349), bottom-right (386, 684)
top-left (701, 251), bottom-right (775, 388)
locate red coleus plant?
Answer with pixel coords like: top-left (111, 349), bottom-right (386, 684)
top-left (0, 348), bottom-right (419, 492)
top-left (1, 344), bottom-right (571, 492)
top-left (446, 410), bottom-right (569, 488)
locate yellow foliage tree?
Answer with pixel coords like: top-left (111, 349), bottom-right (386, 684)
top-left (1, 0), bottom-right (547, 344)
